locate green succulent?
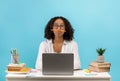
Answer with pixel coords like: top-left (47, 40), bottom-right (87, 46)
top-left (13, 48), bottom-right (18, 55)
top-left (10, 48), bottom-right (18, 55)
top-left (96, 48), bottom-right (106, 56)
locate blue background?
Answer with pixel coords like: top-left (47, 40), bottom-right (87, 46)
top-left (0, 0), bottom-right (120, 81)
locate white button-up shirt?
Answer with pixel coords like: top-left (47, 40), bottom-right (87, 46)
top-left (35, 39), bottom-right (81, 70)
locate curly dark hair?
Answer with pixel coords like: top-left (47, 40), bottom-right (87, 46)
top-left (44, 16), bottom-right (74, 41)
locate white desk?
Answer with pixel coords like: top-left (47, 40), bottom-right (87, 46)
top-left (6, 70), bottom-right (111, 81)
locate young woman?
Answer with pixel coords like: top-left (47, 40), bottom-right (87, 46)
top-left (36, 16), bottom-right (81, 70)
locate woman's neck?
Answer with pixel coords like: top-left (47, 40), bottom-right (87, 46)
top-left (53, 37), bottom-right (64, 43)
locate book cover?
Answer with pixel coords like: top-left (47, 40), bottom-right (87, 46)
top-left (89, 65), bottom-right (110, 72)
top-left (90, 61), bottom-right (111, 67)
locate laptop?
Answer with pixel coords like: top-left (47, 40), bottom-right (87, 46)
top-left (42, 53), bottom-right (74, 75)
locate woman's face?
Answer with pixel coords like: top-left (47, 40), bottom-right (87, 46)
top-left (52, 18), bottom-right (66, 38)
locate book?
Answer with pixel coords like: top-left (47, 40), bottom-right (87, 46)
top-left (7, 63), bottom-right (26, 71)
top-left (89, 65), bottom-right (110, 72)
top-left (6, 67), bottom-right (31, 74)
top-left (90, 61), bottom-right (111, 67)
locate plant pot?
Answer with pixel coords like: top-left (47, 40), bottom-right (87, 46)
top-left (97, 55), bottom-right (104, 63)
top-left (11, 54), bottom-right (19, 64)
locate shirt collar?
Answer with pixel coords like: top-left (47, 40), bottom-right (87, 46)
top-left (47, 39), bottom-right (68, 45)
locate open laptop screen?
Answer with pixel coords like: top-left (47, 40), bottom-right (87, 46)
top-left (42, 53), bottom-right (74, 75)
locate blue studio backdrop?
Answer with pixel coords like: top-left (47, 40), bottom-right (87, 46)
top-left (0, 0), bottom-right (120, 81)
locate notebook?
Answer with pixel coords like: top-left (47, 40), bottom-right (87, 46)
top-left (42, 53), bottom-right (74, 75)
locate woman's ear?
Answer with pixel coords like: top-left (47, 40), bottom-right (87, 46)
top-left (51, 29), bottom-right (53, 31)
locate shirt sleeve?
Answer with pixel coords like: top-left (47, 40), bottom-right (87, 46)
top-left (35, 42), bottom-right (46, 70)
top-left (72, 41), bottom-right (81, 69)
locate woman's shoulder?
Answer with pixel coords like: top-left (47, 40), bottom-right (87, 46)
top-left (40, 39), bottom-right (52, 45)
top-left (65, 40), bottom-right (78, 46)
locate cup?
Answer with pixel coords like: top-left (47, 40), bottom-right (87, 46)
top-left (11, 54), bottom-right (19, 64)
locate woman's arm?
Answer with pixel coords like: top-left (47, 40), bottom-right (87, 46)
top-left (72, 41), bottom-right (81, 70)
top-left (35, 42), bottom-right (46, 70)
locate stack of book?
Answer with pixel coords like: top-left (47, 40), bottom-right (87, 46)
top-left (89, 61), bottom-right (111, 72)
top-left (7, 63), bottom-right (26, 71)
top-left (6, 63), bottom-right (31, 74)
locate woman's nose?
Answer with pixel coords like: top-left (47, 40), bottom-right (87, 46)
top-left (57, 27), bottom-right (61, 30)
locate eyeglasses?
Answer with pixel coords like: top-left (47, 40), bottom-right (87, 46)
top-left (53, 24), bottom-right (65, 30)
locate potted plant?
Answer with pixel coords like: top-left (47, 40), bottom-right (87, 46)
top-left (10, 48), bottom-right (19, 64)
top-left (96, 48), bottom-right (106, 63)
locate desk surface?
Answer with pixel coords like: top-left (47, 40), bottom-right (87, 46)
top-left (6, 70), bottom-right (111, 81)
